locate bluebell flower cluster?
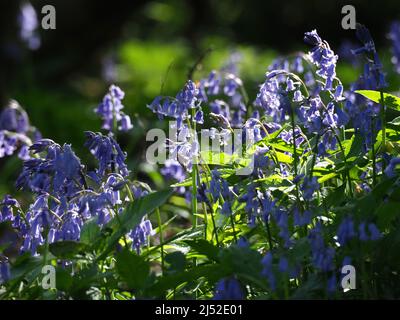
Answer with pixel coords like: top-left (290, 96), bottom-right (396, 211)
top-left (0, 100), bottom-right (41, 160)
top-left (344, 25), bottom-right (387, 151)
top-left (129, 219), bottom-right (153, 254)
top-left (85, 131), bottom-right (129, 178)
top-left (308, 222), bottom-right (335, 272)
top-left (148, 80), bottom-right (200, 129)
top-left (213, 278), bottom-right (244, 300)
top-left (261, 252), bottom-right (276, 290)
top-left (304, 30), bottom-right (338, 90)
top-left (0, 100), bottom-right (155, 257)
top-left (198, 60), bottom-right (247, 128)
top-left (96, 85), bottom-right (133, 132)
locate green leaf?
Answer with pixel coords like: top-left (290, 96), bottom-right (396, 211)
top-left (183, 239), bottom-right (220, 261)
top-left (355, 90), bottom-right (400, 111)
top-left (148, 265), bottom-right (226, 296)
top-left (98, 188), bottom-right (173, 260)
top-left (344, 133), bottom-right (363, 159)
top-left (80, 217), bottom-right (101, 246)
top-left (387, 116), bottom-right (400, 131)
top-left (165, 251), bottom-right (187, 272)
top-left (317, 172), bottom-right (337, 183)
top-left (56, 267), bottom-right (73, 292)
top-left (49, 241), bottom-right (87, 259)
top-left (116, 249), bottom-right (150, 290)
top-left (376, 201), bottom-right (400, 229)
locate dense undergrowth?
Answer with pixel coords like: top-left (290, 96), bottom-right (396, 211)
top-left (1, 24), bottom-right (400, 300)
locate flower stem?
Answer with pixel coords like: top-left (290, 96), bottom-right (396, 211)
top-left (371, 119), bottom-right (377, 186)
top-left (290, 108), bottom-right (301, 205)
top-left (156, 208), bottom-right (164, 274)
top-left (380, 90), bottom-right (386, 173)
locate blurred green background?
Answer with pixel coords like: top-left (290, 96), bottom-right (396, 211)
top-left (0, 0), bottom-right (399, 196)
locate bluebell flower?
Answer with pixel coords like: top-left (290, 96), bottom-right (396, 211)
top-left (255, 72), bottom-right (291, 123)
top-left (301, 176), bottom-right (319, 201)
top-left (0, 195), bottom-right (19, 223)
top-left (336, 217), bottom-right (356, 246)
top-left (223, 74), bottom-right (242, 97)
top-left (274, 208), bottom-right (292, 247)
top-left (0, 261), bottom-right (10, 284)
top-left (85, 131), bottom-right (129, 177)
top-left (358, 222), bottom-right (369, 241)
top-left (0, 101), bottom-right (38, 160)
top-left (308, 222), bottom-right (335, 271)
top-left (304, 30), bottom-right (338, 90)
top-left (161, 159), bottom-right (186, 182)
top-left (96, 85), bottom-right (133, 132)
top-left (17, 141), bottom-right (84, 197)
top-left (194, 109), bottom-right (204, 124)
top-left (18, 2), bottom-right (40, 50)
top-left (385, 157), bottom-right (400, 177)
top-left (327, 273), bottom-right (337, 294)
top-left (388, 21), bottom-right (400, 74)
top-left (352, 24), bottom-right (387, 90)
top-left (261, 252), bottom-right (276, 290)
top-left (368, 223), bottom-right (381, 241)
top-left (293, 208), bottom-right (312, 227)
top-left (213, 278), bottom-right (244, 300)
top-left (278, 256), bottom-right (289, 273)
top-left (280, 127), bottom-right (305, 148)
top-left (129, 219), bottom-right (153, 254)
top-left (148, 80), bottom-right (200, 130)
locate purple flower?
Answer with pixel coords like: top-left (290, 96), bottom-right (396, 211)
top-left (385, 157), bottom-right (400, 177)
top-left (301, 177), bottom-right (319, 201)
top-left (85, 131), bottom-right (129, 177)
top-left (261, 252), bottom-right (276, 290)
top-left (304, 30), bottom-right (338, 90)
top-left (352, 24), bottom-right (387, 89)
top-left (278, 256), bottom-right (289, 273)
top-left (213, 278), bottom-right (244, 300)
top-left (337, 217), bottom-right (356, 246)
top-left (308, 222), bottom-right (335, 271)
top-left (0, 261), bottom-right (10, 284)
top-left (388, 21), bottom-right (400, 74)
top-left (358, 221), bottom-right (381, 241)
top-left (161, 159), bottom-right (186, 182)
top-left (96, 85), bottom-right (133, 132)
top-left (18, 2), bottom-right (40, 50)
top-left (194, 109), bottom-right (204, 124)
top-left (129, 219), bottom-right (153, 254)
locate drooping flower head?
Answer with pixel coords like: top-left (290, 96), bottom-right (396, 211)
top-left (96, 85), bottom-right (133, 132)
top-left (84, 131), bottom-right (129, 178)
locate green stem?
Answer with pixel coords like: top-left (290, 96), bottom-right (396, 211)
top-left (199, 162), bottom-right (220, 246)
top-left (156, 208), bottom-right (164, 274)
top-left (380, 90), bottom-right (386, 173)
top-left (335, 134), bottom-right (353, 197)
top-left (290, 109), bottom-right (301, 205)
top-left (309, 133), bottom-right (321, 179)
top-left (371, 119), bottom-right (377, 187)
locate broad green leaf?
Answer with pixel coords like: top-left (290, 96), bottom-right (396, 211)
top-left (165, 251), bottom-right (187, 272)
top-left (116, 249), bottom-right (150, 290)
top-left (80, 217), bottom-right (101, 246)
top-left (355, 90), bottom-right (400, 111)
top-left (317, 172), bottom-right (337, 183)
top-left (183, 239), bottom-right (220, 261)
top-left (49, 241), bottom-right (87, 259)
